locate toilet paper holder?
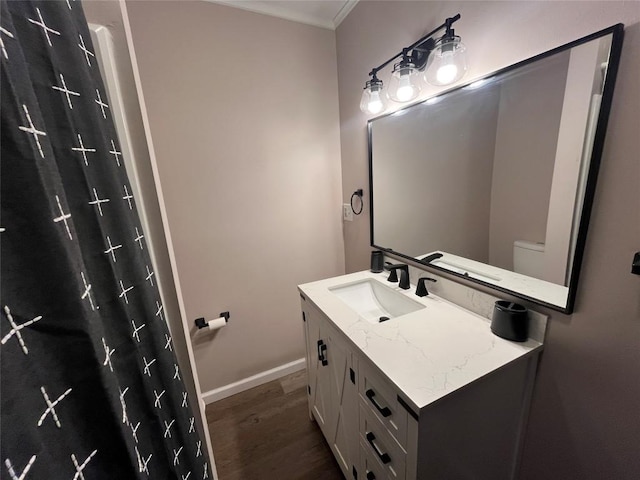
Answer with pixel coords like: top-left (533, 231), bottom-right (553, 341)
top-left (195, 311), bottom-right (230, 329)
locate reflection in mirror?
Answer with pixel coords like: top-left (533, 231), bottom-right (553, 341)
top-left (369, 25), bottom-right (624, 313)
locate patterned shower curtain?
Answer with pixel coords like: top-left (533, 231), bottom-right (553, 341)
top-left (1, 1), bottom-right (211, 479)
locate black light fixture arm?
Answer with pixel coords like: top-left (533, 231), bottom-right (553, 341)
top-left (367, 14), bottom-right (461, 78)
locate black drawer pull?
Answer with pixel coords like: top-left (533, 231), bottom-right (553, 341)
top-left (365, 432), bottom-right (390, 464)
top-left (366, 472), bottom-right (376, 480)
top-left (317, 340), bottom-right (328, 366)
top-left (366, 389), bottom-right (391, 417)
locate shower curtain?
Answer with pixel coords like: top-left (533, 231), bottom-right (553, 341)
top-left (1, 1), bottom-right (211, 478)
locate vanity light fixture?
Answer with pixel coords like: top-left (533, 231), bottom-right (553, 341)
top-left (360, 14), bottom-right (467, 115)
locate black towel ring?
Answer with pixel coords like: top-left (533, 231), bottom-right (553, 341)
top-left (350, 189), bottom-right (364, 215)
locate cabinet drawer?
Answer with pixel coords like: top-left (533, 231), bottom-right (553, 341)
top-left (359, 362), bottom-right (408, 448)
top-left (360, 439), bottom-right (390, 480)
top-left (360, 400), bottom-right (407, 480)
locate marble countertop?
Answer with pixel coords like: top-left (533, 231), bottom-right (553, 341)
top-left (298, 270), bottom-right (543, 411)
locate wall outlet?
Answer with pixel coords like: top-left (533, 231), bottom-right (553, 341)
top-left (343, 203), bottom-right (353, 221)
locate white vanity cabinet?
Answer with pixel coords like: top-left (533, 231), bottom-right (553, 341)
top-left (299, 271), bottom-right (543, 480)
top-left (303, 294), bottom-right (415, 480)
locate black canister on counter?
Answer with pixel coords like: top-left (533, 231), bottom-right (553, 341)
top-left (491, 301), bottom-right (529, 342)
top-left (370, 250), bottom-right (384, 273)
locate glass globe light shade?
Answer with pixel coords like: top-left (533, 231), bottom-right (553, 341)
top-left (388, 61), bottom-right (421, 103)
top-left (360, 79), bottom-right (389, 115)
top-left (425, 36), bottom-right (467, 86)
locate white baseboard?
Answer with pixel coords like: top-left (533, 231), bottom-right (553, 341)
top-left (201, 357), bottom-right (306, 404)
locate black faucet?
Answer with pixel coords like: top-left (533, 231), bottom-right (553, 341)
top-left (385, 263), bottom-right (410, 290)
top-left (632, 252), bottom-right (640, 275)
top-left (421, 252), bottom-right (443, 265)
top-left (416, 277), bottom-right (437, 297)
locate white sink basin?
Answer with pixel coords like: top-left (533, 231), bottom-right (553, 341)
top-left (329, 279), bottom-right (425, 324)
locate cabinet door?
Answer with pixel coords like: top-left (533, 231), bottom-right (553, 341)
top-left (303, 304), bottom-right (331, 437)
top-left (327, 329), bottom-right (359, 477)
top-left (302, 300), bottom-right (360, 478)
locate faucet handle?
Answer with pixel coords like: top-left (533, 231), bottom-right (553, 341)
top-left (384, 263), bottom-right (406, 283)
top-left (416, 277), bottom-right (437, 297)
top-left (385, 264), bottom-right (410, 289)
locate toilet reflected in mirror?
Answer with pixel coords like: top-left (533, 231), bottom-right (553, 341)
top-left (513, 241), bottom-right (545, 280)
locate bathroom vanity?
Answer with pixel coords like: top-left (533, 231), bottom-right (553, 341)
top-left (299, 271), bottom-right (544, 480)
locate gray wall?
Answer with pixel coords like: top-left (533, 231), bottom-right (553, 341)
top-left (489, 52), bottom-right (569, 271)
top-left (336, 2), bottom-right (640, 478)
top-left (372, 89), bottom-right (499, 260)
top-left (125, 0), bottom-right (345, 393)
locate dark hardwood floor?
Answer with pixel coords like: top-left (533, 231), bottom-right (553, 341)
top-left (206, 369), bottom-right (345, 480)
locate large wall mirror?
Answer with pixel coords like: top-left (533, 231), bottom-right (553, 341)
top-left (369, 24), bottom-right (624, 313)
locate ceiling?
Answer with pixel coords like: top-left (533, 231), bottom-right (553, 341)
top-left (205, 0), bottom-right (359, 30)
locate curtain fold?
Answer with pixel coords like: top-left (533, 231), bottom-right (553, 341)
top-left (1, 1), bottom-right (211, 479)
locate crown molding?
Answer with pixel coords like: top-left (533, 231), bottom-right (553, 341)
top-left (204, 0), bottom-right (358, 30)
